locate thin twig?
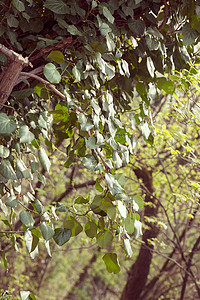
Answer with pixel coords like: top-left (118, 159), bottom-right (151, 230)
top-left (20, 72), bottom-right (86, 114)
top-left (158, 0), bottom-right (169, 31)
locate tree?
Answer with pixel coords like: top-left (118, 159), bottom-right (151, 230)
top-left (0, 0), bottom-right (200, 299)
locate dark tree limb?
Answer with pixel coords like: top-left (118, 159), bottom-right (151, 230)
top-left (29, 37), bottom-right (74, 63)
top-left (121, 167), bottom-right (160, 300)
top-left (63, 247), bottom-right (100, 300)
top-left (180, 235), bottom-right (200, 300)
top-left (140, 206), bottom-right (199, 299)
top-left (55, 179), bottom-right (96, 203)
top-left (0, 44), bottom-right (31, 109)
top-left (158, 0), bottom-right (169, 31)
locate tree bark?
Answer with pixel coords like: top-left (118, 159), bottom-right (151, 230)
top-left (0, 44), bottom-right (30, 109)
top-left (121, 167), bottom-right (159, 300)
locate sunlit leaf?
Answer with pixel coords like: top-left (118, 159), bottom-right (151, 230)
top-left (97, 231), bottom-right (113, 248)
top-left (38, 147), bottom-right (51, 172)
top-left (47, 51), bottom-right (65, 64)
top-left (123, 238), bottom-right (133, 257)
top-left (20, 211), bottom-right (34, 228)
top-left (0, 160), bottom-right (17, 180)
top-left (40, 222), bottom-right (54, 241)
top-left (103, 253), bottom-right (120, 274)
top-left (182, 23), bottom-right (198, 45)
top-left (19, 125), bottom-right (35, 144)
top-left (0, 113), bottom-right (17, 135)
top-left (44, 63), bottom-right (61, 83)
top-left (85, 221), bottom-right (98, 238)
top-left (0, 145), bottom-right (10, 158)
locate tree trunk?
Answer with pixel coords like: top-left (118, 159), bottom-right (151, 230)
top-left (0, 44), bottom-right (30, 109)
top-left (121, 167), bottom-right (159, 300)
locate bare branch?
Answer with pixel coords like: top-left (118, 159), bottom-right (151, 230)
top-left (20, 72), bottom-right (86, 114)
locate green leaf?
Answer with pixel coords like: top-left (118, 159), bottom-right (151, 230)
top-left (128, 18), bottom-right (145, 36)
top-left (24, 230), bottom-right (33, 253)
top-left (117, 200), bottom-right (127, 218)
top-left (182, 23), bottom-right (198, 45)
top-left (107, 206), bottom-right (116, 220)
top-left (44, 63), bottom-right (61, 83)
top-left (47, 51), bottom-right (65, 64)
top-left (0, 113), bottom-right (17, 135)
top-left (31, 162), bottom-right (39, 173)
top-left (40, 222), bottom-right (54, 241)
top-left (136, 82), bottom-right (146, 96)
top-left (1, 250), bottom-right (8, 270)
top-left (102, 6), bottom-right (114, 24)
top-left (19, 125), bottom-right (35, 144)
top-left (0, 199), bottom-right (8, 216)
top-left (97, 231), bottom-right (113, 248)
top-left (31, 228), bottom-right (42, 239)
top-left (82, 155), bottom-right (98, 170)
top-left (123, 238), bottom-right (133, 257)
top-left (99, 22), bottom-right (112, 36)
top-left (162, 81), bottom-right (175, 94)
top-left (133, 195), bottom-right (144, 208)
top-left (90, 195), bottom-right (106, 216)
top-left (125, 213), bottom-right (135, 234)
top-left (20, 211), bottom-right (34, 228)
top-left (16, 159), bottom-right (32, 179)
top-left (196, 6), bottom-right (200, 18)
top-left (67, 25), bottom-right (82, 36)
top-left (64, 216), bottom-right (83, 236)
top-left (56, 203), bottom-right (69, 212)
top-left (35, 199), bottom-right (46, 214)
top-left (44, 0), bottom-right (70, 14)
top-left (92, 0), bottom-right (97, 8)
top-left (11, 88), bottom-right (33, 99)
top-left (38, 147), bottom-right (51, 172)
top-left (157, 78), bottom-right (175, 94)
top-left (146, 56), bottom-right (155, 77)
top-left (72, 65), bottom-right (81, 82)
top-left (113, 151), bottom-right (122, 168)
top-left (12, 0), bottom-right (25, 12)
top-left (140, 121), bottom-right (151, 140)
top-left (145, 35), bottom-right (160, 51)
top-left (104, 62), bottom-right (115, 80)
top-left (31, 234), bottom-right (39, 252)
top-left (0, 160), bottom-right (17, 180)
top-left (95, 179), bottom-right (103, 193)
top-left (74, 196), bottom-right (89, 204)
top-left (103, 253), bottom-right (120, 274)
top-left (53, 228), bottom-right (72, 246)
top-left (134, 219), bottom-right (142, 238)
top-left (121, 59), bottom-right (130, 77)
top-left (105, 173), bottom-right (124, 195)
top-left (6, 14), bottom-right (19, 28)
top-left (20, 291), bottom-right (30, 300)
top-left (0, 145), bottom-right (10, 158)
top-left (81, 120), bottom-right (94, 131)
top-left (86, 136), bottom-right (99, 149)
top-left (6, 195), bottom-right (18, 208)
top-left (85, 221), bottom-right (98, 238)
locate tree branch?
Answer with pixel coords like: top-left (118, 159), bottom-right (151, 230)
top-left (158, 0), bottom-right (169, 31)
top-left (180, 235), bottom-right (200, 300)
top-left (55, 179), bottom-right (96, 203)
top-left (20, 72), bottom-right (86, 114)
top-left (0, 44), bottom-right (32, 109)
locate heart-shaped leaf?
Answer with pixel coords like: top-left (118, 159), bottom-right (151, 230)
top-left (53, 228), bottom-right (71, 246)
top-left (44, 63), bottom-right (61, 83)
